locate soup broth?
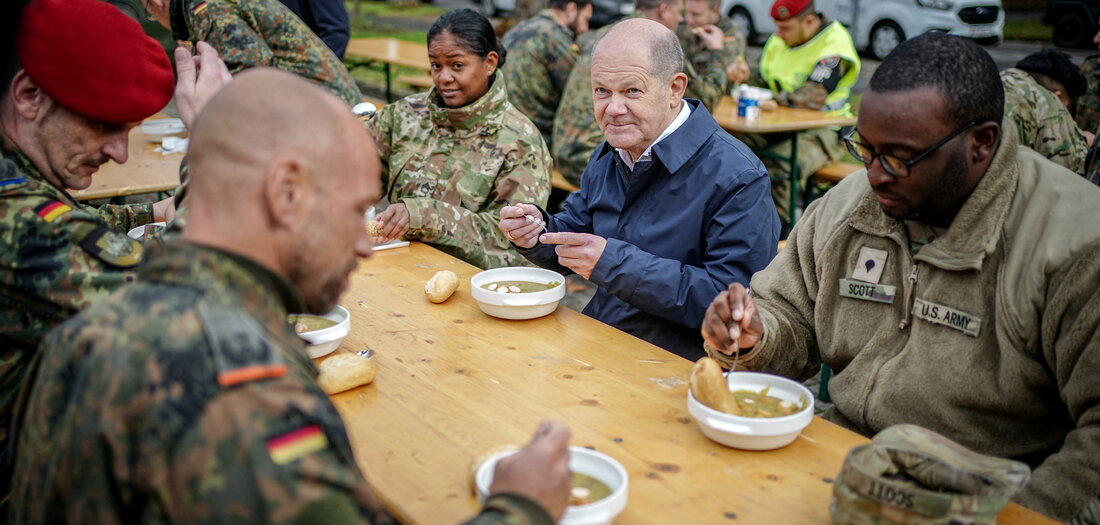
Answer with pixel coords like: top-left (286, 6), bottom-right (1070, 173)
top-left (569, 472), bottom-right (613, 506)
top-left (481, 280), bottom-right (561, 293)
top-left (730, 386), bottom-right (806, 418)
top-left (291, 314), bottom-right (337, 333)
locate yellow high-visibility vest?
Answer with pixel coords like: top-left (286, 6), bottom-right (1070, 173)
top-left (760, 20), bottom-right (860, 116)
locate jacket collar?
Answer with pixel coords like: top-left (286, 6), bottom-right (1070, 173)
top-left (848, 123), bottom-right (1021, 271)
top-left (0, 146), bottom-right (84, 207)
top-left (426, 71), bottom-right (508, 136)
top-left (594, 98), bottom-right (719, 175)
top-left (169, 0), bottom-right (191, 42)
top-left (140, 240), bottom-right (307, 342)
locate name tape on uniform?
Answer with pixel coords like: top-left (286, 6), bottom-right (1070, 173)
top-left (912, 298), bottom-right (981, 337)
top-left (839, 278), bottom-right (896, 304)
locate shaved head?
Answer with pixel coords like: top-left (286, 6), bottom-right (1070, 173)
top-left (183, 68), bottom-right (381, 313)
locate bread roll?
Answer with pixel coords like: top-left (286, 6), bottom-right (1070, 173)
top-left (690, 357), bottom-right (739, 415)
top-left (366, 219), bottom-right (383, 240)
top-left (318, 353), bottom-right (377, 394)
top-left (424, 270), bottom-right (459, 303)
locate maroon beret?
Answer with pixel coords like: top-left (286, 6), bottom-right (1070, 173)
top-left (770, 0), bottom-right (812, 21)
top-left (17, 0), bottom-right (174, 124)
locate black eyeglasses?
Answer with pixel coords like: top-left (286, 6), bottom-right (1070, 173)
top-left (843, 120), bottom-right (987, 178)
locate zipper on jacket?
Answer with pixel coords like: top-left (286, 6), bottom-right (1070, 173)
top-left (898, 264), bottom-right (920, 329)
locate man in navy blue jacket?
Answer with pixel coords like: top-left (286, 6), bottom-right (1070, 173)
top-left (500, 18), bottom-right (778, 360)
top-left (278, 0), bottom-right (350, 59)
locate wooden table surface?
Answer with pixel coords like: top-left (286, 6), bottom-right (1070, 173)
top-left (712, 96), bottom-right (857, 134)
top-left (345, 37), bottom-right (430, 71)
top-left (71, 122), bottom-right (183, 201)
top-left (327, 243), bottom-right (1054, 525)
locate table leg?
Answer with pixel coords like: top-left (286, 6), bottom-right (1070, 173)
top-left (788, 131), bottom-right (799, 231)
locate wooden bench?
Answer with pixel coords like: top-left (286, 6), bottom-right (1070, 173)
top-left (396, 74), bottom-right (433, 90)
top-left (551, 169), bottom-right (579, 193)
top-left (805, 162), bottom-right (862, 203)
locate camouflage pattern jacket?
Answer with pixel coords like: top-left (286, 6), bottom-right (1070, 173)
top-left (676, 17), bottom-right (746, 98)
top-left (1076, 55), bottom-right (1100, 135)
top-left (501, 9), bottom-right (583, 149)
top-left (551, 14), bottom-right (735, 185)
top-left (11, 240), bottom-right (554, 525)
top-left (0, 146), bottom-right (150, 476)
top-left (169, 0), bottom-right (361, 107)
top-left (366, 73), bottom-right (551, 269)
top-left (1001, 68), bottom-right (1088, 174)
top-left (707, 127), bottom-right (1100, 521)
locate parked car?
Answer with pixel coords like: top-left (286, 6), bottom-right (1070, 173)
top-left (720, 0), bottom-right (1003, 59)
top-left (482, 0), bottom-right (634, 29)
top-left (1043, 0), bottom-right (1100, 48)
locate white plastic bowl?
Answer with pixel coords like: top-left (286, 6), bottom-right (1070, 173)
top-left (139, 118), bottom-right (186, 141)
top-left (687, 371), bottom-right (814, 450)
top-left (475, 446), bottom-right (629, 525)
top-left (469, 267), bottom-right (566, 320)
top-left (291, 305), bottom-right (350, 358)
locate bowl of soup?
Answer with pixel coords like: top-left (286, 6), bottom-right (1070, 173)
top-left (469, 267), bottom-right (566, 320)
top-left (687, 371), bottom-right (814, 450)
top-left (290, 305), bottom-right (350, 358)
top-left (474, 446), bottom-right (629, 525)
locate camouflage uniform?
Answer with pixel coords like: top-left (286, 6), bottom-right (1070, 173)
top-left (1001, 68), bottom-right (1088, 174)
top-left (0, 146), bottom-right (151, 493)
top-left (1075, 55), bottom-right (1100, 135)
top-left (676, 17), bottom-right (746, 98)
top-left (169, 0), bottom-right (361, 107)
top-left (551, 14), bottom-right (736, 185)
top-left (832, 424), bottom-right (1031, 524)
top-left (501, 9), bottom-right (584, 149)
top-left (11, 240), bottom-right (555, 525)
top-left (366, 73), bottom-right (551, 270)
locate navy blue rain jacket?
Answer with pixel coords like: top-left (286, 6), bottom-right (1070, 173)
top-left (518, 99), bottom-right (780, 360)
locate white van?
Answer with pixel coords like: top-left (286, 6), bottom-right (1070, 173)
top-left (720, 0), bottom-right (1004, 59)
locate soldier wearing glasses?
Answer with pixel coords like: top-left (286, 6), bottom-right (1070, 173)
top-left (701, 33), bottom-right (1100, 522)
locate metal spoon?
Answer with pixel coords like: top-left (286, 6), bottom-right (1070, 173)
top-left (357, 348), bottom-right (376, 359)
top-left (352, 102), bottom-right (377, 121)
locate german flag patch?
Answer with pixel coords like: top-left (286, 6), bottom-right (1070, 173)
top-left (34, 201), bottom-right (72, 223)
top-left (267, 424), bottom-right (328, 465)
top-left (192, 1), bottom-right (208, 15)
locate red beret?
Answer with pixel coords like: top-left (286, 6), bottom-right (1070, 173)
top-left (17, 0), bottom-right (174, 124)
top-left (771, 0), bottom-right (812, 21)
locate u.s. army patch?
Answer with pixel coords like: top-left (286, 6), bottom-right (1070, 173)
top-left (75, 225), bottom-right (144, 267)
top-left (912, 298), bottom-right (981, 337)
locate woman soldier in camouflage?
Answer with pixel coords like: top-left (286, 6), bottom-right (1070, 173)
top-left (367, 9), bottom-right (551, 269)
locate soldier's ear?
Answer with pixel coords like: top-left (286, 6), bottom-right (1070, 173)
top-left (8, 70), bottom-right (47, 122)
top-left (262, 156), bottom-right (316, 230)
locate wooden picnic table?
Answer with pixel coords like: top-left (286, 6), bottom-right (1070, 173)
top-left (327, 242), bottom-right (1055, 525)
top-left (345, 37), bottom-right (430, 102)
top-left (71, 119), bottom-right (182, 202)
top-left (713, 97), bottom-right (857, 231)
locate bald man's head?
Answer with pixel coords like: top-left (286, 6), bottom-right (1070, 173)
top-left (594, 19), bottom-right (683, 83)
top-left (183, 68), bottom-right (381, 314)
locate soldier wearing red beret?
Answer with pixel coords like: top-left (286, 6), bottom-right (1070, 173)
top-left (0, 0), bottom-right (230, 502)
top-left (727, 0), bottom-right (860, 226)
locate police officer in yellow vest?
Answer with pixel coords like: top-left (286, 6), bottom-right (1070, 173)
top-left (727, 0), bottom-right (860, 226)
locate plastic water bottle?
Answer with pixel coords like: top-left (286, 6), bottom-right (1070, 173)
top-left (737, 86), bottom-right (759, 120)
